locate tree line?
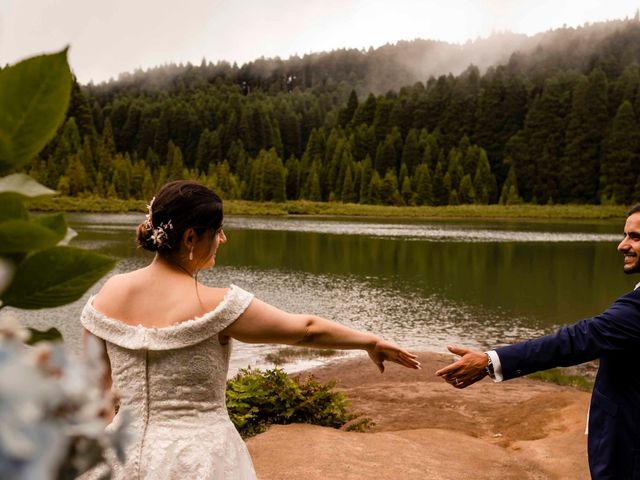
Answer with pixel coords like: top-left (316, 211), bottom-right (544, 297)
top-left (27, 17), bottom-right (640, 206)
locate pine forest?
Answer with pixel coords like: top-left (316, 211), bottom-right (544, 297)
top-left (23, 16), bottom-right (640, 206)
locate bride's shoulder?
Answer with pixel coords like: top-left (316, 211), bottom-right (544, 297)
top-left (92, 270), bottom-right (144, 307)
top-left (198, 285), bottom-right (230, 311)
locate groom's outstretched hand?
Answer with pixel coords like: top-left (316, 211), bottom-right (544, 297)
top-left (435, 345), bottom-right (488, 388)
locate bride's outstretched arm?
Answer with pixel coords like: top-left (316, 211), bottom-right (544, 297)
top-left (222, 298), bottom-right (420, 372)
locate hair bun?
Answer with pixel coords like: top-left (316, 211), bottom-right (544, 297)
top-left (136, 221), bottom-right (159, 252)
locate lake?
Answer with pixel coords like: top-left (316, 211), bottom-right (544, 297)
top-left (9, 213), bottom-right (634, 375)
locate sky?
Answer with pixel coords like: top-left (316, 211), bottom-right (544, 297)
top-left (1, 0), bottom-right (639, 84)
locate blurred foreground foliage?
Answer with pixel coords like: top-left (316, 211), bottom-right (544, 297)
top-left (0, 49), bottom-right (114, 310)
top-left (0, 50), bottom-right (118, 479)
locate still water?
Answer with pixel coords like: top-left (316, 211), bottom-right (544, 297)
top-left (11, 213), bottom-right (635, 375)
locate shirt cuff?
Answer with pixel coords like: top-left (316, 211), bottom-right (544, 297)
top-left (486, 350), bottom-right (504, 382)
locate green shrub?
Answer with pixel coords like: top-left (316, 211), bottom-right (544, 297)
top-left (226, 368), bottom-right (369, 438)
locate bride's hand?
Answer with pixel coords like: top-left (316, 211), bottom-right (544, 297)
top-left (367, 339), bottom-right (421, 373)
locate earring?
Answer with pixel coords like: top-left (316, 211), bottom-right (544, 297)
top-left (189, 246), bottom-right (194, 261)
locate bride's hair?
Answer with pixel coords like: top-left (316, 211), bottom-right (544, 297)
top-left (137, 180), bottom-right (223, 255)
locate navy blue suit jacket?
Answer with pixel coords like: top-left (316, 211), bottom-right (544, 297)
top-left (495, 288), bottom-right (640, 480)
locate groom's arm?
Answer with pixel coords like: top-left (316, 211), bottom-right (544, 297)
top-left (497, 289), bottom-right (640, 380)
top-left (436, 289), bottom-right (640, 387)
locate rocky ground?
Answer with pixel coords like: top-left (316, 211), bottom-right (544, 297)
top-left (246, 352), bottom-right (591, 479)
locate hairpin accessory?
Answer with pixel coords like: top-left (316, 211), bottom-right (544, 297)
top-left (150, 220), bottom-right (173, 246)
top-left (144, 196), bottom-right (174, 247)
top-left (142, 197), bottom-right (155, 230)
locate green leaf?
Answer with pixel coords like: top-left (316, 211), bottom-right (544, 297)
top-left (0, 50), bottom-right (72, 174)
top-left (31, 213), bottom-right (67, 243)
top-left (0, 220), bottom-right (60, 253)
top-left (0, 173), bottom-right (56, 198)
top-left (26, 327), bottom-right (63, 345)
top-left (1, 246), bottom-right (115, 309)
top-left (0, 195), bottom-right (29, 222)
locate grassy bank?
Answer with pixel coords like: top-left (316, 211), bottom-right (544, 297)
top-left (528, 368), bottom-right (594, 391)
top-left (27, 195), bottom-right (628, 220)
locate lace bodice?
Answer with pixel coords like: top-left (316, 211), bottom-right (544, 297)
top-left (79, 284), bottom-right (257, 480)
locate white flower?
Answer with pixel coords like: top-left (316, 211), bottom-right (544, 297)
top-left (0, 318), bottom-right (131, 479)
top-left (0, 315), bottom-right (29, 343)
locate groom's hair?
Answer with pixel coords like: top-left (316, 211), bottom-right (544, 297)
top-left (629, 204), bottom-right (640, 216)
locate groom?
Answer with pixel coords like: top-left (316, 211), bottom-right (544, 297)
top-left (436, 203), bottom-right (640, 480)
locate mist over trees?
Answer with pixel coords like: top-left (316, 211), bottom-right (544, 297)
top-left (28, 15), bottom-right (640, 206)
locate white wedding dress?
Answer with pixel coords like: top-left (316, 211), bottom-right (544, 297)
top-left (79, 284), bottom-right (258, 480)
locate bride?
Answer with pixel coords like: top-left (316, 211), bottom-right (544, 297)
top-left (80, 180), bottom-right (420, 479)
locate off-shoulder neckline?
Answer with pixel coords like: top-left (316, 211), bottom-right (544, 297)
top-left (85, 284), bottom-right (238, 332)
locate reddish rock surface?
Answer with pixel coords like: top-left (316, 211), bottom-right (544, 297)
top-left (247, 352), bottom-right (591, 480)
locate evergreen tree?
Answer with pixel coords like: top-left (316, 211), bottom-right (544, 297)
top-left (57, 175), bottom-right (71, 196)
top-left (400, 129), bottom-right (420, 173)
top-left (561, 69), bottom-right (609, 203)
top-left (227, 140), bottom-right (248, 177)
top-left (359, 156), bottom-right (373, 204)
top-left (216, 161), bottom-right (235, 199)
top-left (600, 100), bottom-right (640, 203)
top-left (350, 124), bottom-right (376, 162)
top-left (473, 150), bottom-right (497, 204)
top-left (432, 160), bottom-right (447, 206)
top-left (380, 169), bottom-right (401, 205)
top-left (338, 90), bottom-right (358, 127)
top-left (445, 149), bottom-right (464, 194)
top-left (142, 167), bottom-right (155, 199)
top-left (130, 159), bottom-right (146, 198)
top-left (413, 164), bottom-right (433, 205)
top-left (439, 69), bottom-right (479, 148)
top-left (121, 102), bottom-right (142, 152)
top-left (611, 64), bottom-right (639, 110)
top-left (51, 118), bottom-right (81, 180)
top-left (285, 156), bottom-right (302, 200)
top-left (352, 93), bottom-right (376, 126)
top-left (276, 102), bottom-right (302, 158)
top-left (368, 171), bottom-right (383, 204)
top-left (401, 176), bottom-right (413, 205)
top-left (398, 163), bottom-right (409, 189)
top-left (458, 174), bottom-right (475, 204)
top-left (98, 118), bottom-right (117, 181)
top-left (67, 77), bottom-right (96, 139)
top-left (64, 155), bottom-right (88, 195)
top-left (112, 154), bottom-right (132, 199)
top-left (373, 98), bottom-right (393, 142)
top-left (137, 108), bottom-right (158, 158)
top-left (304, 128), bottom-right (326, 163)
top-left (341, 165), bottom-right (357, 203)
top-left (418, 130), bottom-right (440, 170)
top-left (374, 136), bottom-right (396, 174)
top-left (499, 165), bottom-right (522, 205)
top-left (79, 136), bottom-right (96, 191)
top-left (307, 163), bottom-right (322, 201)
top-left (167, 141), bottom-right (185, 180)
top-left (515, 73), bottom-right (575, 203)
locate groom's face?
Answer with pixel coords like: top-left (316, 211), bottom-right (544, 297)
top-left (618, 212), bottom-right (640, 274)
